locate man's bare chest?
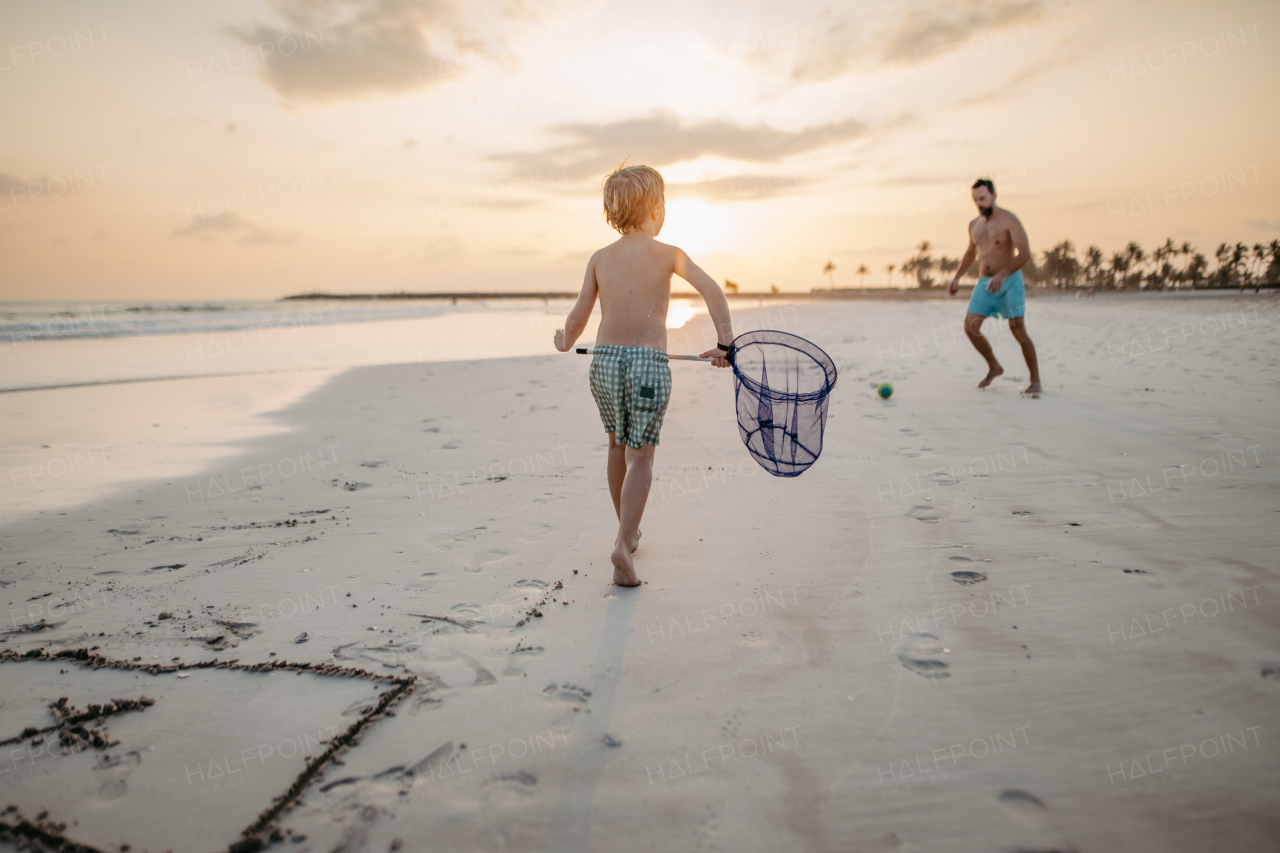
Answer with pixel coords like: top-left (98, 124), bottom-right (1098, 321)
top-left (971, 220), bottom-right (1009, 251)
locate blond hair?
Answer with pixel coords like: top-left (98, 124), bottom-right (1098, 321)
top-left (602, 164), bottom-right (664, 234)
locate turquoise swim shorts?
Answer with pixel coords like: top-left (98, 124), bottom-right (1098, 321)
top-left (589, 345), bottom-right (672, 448)
top-left (967, 269), bottom-right (1026, 319)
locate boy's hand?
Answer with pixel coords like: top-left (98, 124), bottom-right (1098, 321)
top-left (948, 277), bottom-right (959, 296)
top-left (699, 347), bottom-right (731, 368)
top-left (554, 328), bottom-right (569, 352)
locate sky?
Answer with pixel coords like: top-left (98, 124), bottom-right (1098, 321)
top-left (0, 0), bottom-right (1276, 299)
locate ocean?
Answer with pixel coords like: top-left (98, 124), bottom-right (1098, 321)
top-left (0, 299), bottom-right (568, 343)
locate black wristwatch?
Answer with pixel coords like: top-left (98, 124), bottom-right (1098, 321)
top-left (716, 342), bottom-right (731, 352)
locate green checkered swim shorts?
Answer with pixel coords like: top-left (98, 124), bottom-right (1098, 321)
top-left (589, 345), bottom-right (672, 448)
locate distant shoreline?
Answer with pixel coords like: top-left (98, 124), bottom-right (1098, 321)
top-left (280, 287), bottom-right (1276, 302)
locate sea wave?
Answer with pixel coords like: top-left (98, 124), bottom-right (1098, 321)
top-left (0, 298), bottom-right (563, 342)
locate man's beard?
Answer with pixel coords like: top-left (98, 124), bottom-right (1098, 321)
top-left (979, 205), bottom-right (993, 218)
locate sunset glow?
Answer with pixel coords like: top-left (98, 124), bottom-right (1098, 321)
top-left (0, 0), bottom-right (1275, 299)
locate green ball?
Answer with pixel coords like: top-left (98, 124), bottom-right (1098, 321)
top-left (877, 383), bottom-right (893, 399)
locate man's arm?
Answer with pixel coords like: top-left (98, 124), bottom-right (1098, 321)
top-left (949, 229), bottom-right (978, 296)
top-left (554, 255), bottom-right (599, 351)
top-left (673, 247), bottom-right (733, 368)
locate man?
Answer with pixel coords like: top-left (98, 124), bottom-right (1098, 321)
top-left (948, 178), bottom-right (1042, 397)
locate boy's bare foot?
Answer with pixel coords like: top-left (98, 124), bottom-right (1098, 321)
top-left (978, 364), bottom-right (1004, 388)
top-left (1022, 381), bottom-right (1042, 398)
top-left (611, 546), bottom-right (640, 587)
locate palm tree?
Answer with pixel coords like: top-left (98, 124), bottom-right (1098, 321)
top-left (823, 260), bottom-right (837, 290)
top-left (1043, 240), bottom-right (1078, 288)
top-left (1178, 241), bottom-right (1193, 289)
top-left (856, 263), bottom-right (869, 287)
top-left (1124, 241), bottom-right (1144, 290)
top-left (1188, 252), bottom-right (1208, 288)
top-left (904, 241), bottom-right (936, 288)
top-left (1151, 238), bottom-right (1173, 289)
top-left (1214, 243), bottom-right (1231, 287)
top-left (937, 256), bottom-right (960, 283)
top-left (1251, 243), bottom-right (1267, 289)
top-left (1108, 252), bottom-right (1129, 290)
top-left (1085, 246), bottom-right (1103, 288)
top-left (886, 263), bottom-right (895, 287)
top-left (1232, 243), bottom-right (1247, 291)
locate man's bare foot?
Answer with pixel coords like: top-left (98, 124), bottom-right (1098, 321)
top-left (978, 364), bottom-right (1004, 388)
top-left (611, 547), bottom-right (640, 587)
top-left (1023, 381), bottom-right (1042, 398)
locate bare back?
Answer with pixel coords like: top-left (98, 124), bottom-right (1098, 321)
top-left (968, 207), bottom-right (1024, 276)
top-left (590, 235), bottom-right (676, 350)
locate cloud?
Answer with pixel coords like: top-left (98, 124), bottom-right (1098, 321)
top-left (171, 211), bottom-right (246, 237)
top-left (0, 173), bottom-right (25, 193)
top-left (227, 0), bottom-right (478, 101)
top-left (1248, 219), bottom-right (1280, 231)
top-left (881, 0), bottom-right (1041, 65)
top-left (668, 174), bottom-right (814, 203)
top-left (877, 175), bottom-right (957, 187)
top-left (783, 12), bottom-right (861, 83)
top-left (731, 1), bottom-right (1044, 83)
top-left (171, 211), bottom-right (297, 246)
top-left (491, 112), bottom-right (867, 183)
top-left (236, 228), bottom-right (299, 246)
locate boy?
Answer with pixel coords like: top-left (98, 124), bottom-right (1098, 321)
top-left (554, 164), bottom-right (734, 587)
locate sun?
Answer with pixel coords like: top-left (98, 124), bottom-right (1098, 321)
top-left (660, 198), bottom-right (731, 256)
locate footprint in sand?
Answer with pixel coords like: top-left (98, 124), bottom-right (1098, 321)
top-left (95, 751), bottom-right (141, 800)
top-left (997, 789), bottom-right (1075, 851)
top-left (907, 506), bottom-right (940, 524)
top-left (463, 657), bottom-right (497, 686)
top-left (998, 789), bottom-right (1051, 828)
top-left (515, 579), bottom-right (551, 590)
top-left (896, 633), bottom-right (950, 680)
top-left (465, 549), bottom-right (511, 573)
top-left (1261, 665), bottom-right (1280, 681)
top-left (543, 683), bottom-right (591, 704)
top-left (1121, 568), bottom-right (1163, 589)
top-left (950, 571), bottom-right (988, 585)
top-left (406, 742), bottom-right (454, 785)
top-left (443, 526), bottom-right (489, 545)
top-left (519, 523), bottom-right (554, 544)
top-left (484, 771), bottom-right (538, 793)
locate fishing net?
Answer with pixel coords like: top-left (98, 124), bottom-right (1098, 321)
top-left (730, 330), bottom-right (837, 478)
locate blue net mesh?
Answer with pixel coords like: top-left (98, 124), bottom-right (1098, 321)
top-left (730, 330), bottom-right (837, 478)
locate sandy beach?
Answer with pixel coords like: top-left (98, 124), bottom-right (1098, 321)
top-left (1, 294), bottom-right (1277, 852)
